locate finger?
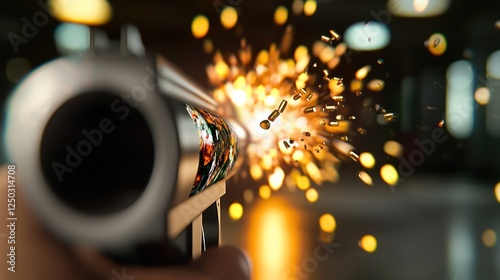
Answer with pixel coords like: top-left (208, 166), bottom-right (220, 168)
top-left (190, 246), bottom-right (252, 280)
top-left (78, 245), bottom-right (251, 280)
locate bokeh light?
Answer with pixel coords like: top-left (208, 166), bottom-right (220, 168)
top-left (49, 0), bottom-right (112, 25)
top-left (380, 164), bottom-right (398, 186)
top-left (259, 185), bottom-right (272, 199)
top-left (446, 60), bottom-right (474, 139)
top-left (359, 234), bottom-right (377, 253)
top-left (427, 33), bottom-right (447, 56)
top-left (203, 38), bottom-right (214, 53)
top-left (413, 0), bottom-right (429, 12)
top-left (388, 0), bottom-right (450, 17)
top-left (344, 21), bottom-right (391, 51)
top-left (305, 188), bottom-right (319, 203)
top-left (192, 15), bottom-right (209, 38)
top-left (319, 213), bottom-right (336, 233)
top-left (292, 0), bottom-right (304, 15)
top-left (358, 171), bottom-right (373, 186)
top-left (243, 189), bottom-right (254, 204)
top-left (229, 202), bottom-right (244, 221)
top-left (486, 50), bottom-right (500, 79)
top-left (367, 79), bottom-right (385, 91)
top-left (296, 175), bottom-right (311, 190)
top-left (303, 0), bottom-right (317, 16)
top-left (359, 152), bottom-right (376, 169)
top-left (269, 167), bottom-right (285, 190)
top-left (54, 23), bottom-right (90, 55)
top-left (220, 6), bottom-right (238, 29)
top-left (482, 229), bottom-right (497, 247)
top-left (274, 6), bottom-right (288, 26)
top-left (384, 140), bottom-right (404, 158)
top-left (474, 87), bottom-right (491, 106)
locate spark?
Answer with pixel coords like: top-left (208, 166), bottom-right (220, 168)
top-left (203, 10), bottom-right (398, 193)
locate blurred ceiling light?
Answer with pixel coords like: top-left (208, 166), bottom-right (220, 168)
top-left (446, 60), bottom-right (474, 139)
top-left (49, 0), bottom-right (112, 25)
top-left (191, 15), bottom-right (209, 39)
top-left (388, 0), bottom-right (450, 17)
top-left (412, 0), bottom-right (429, 12)
top-left (344, 22), bottom-right (390, 51)
top-left (54, 23), bottom-right (89, 55)
top-left (220, 6), bottom-right (238, 29)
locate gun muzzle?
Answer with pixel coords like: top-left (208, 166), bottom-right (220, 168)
top-left (2, 27), bottom-right (246, 264)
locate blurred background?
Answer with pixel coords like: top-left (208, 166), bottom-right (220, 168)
top-left (1, 0), bottom-right (500, 279)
